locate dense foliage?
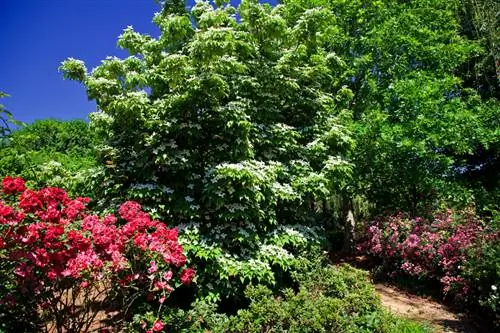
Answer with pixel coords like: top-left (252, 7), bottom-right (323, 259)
top-left (0, 0), bottom-right (498, 331)
top-left (359, 210), bottom-right (498, 301)
top-left (62, 0), bottom-right (355, 302)
top-left (0, 119), bottom-right (98, 197)
top-left (130, 264), bottom-right (430, 333)
top-left (0, 176), bottom-right (193, 332)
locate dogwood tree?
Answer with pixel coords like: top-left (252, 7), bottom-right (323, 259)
top-left (61, 0), bottom-right (353, 298)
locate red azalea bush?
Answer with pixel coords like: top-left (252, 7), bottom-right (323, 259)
top-left (358, 209), bottom-right (497, 300)
top-left (0, 176), bottom-right (194, 332)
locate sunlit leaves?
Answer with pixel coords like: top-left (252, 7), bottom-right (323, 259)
top-left (61, 0), bottom-right (356, 299)
top-left (59, 58), bottom-right (87, 82)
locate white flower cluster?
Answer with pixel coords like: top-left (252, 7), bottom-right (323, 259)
top-left (89, 111), bottom-right (114, 126)
top-left (258, 244), bottom-right (294, 261)
top-left (130, 183), bottom-right (174, 194)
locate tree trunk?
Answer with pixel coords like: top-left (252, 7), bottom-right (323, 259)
top-left (342, 197), bottom-right (356, 253)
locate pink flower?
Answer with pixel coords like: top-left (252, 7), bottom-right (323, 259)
top-left (163, 271), bottom-right (173, 281)
top-left (103, 214), bottom-right (117, 225)
top-left (154, 281), bottom-right (173, 292)
top-left (372, 244), bottom-right (382, 254)
top-left (81, 215), bottom-right (99, 231)
top-left (405, 234), bottom-right (420, 248)
top-left (148, 261), bottom-right (158, 274)
top-left (152, 319), bottom-right (164, 332)
top-left (180, 268), bottom-right (195, 285)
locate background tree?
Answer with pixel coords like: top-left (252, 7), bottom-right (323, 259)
top-left (459, 0), bottom-right (499, 99)
top-left (455, 0), bottom-right (500, 213)
top-left (0, 119), bottom-right (98, 196)
top-left (286, 0), bottom-right (499, 217)
top-left (0, 91), bottom-right (24, 140)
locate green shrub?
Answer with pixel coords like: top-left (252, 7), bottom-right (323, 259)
top-left (127, 264), bottom-right (430, 333)
top-left (463, 234), bottom-right (500, 325)
top-left (0, 119), bottom-right (99, 198)
top-left (223, 265), bottom-right (427, 333)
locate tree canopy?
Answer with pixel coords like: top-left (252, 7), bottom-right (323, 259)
top-left (0, 119), bottom-right (98, 195)
top-left (53, 0), bottom-right (500, 326)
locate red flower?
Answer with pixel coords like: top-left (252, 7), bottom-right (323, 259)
top-left (39, 187), bottom-right (69, 206)
top-left (62, 199), bottom-right (87, 220)
top-left (46, 271), bottom-right (58, 280)
top-left (2, 176), bottom-right (26, 194)
top-left (133, 233), bottom-right (148, 250)
top-left (118, 201), bottom-right (143, 221)
top-left (44, 225), bottom-right (65, 242)
top-left (152, 319), bottom-right (164, 332)
top-left (19, 190), bottom-right (43, 213)
top-left (0, 202), bottom-right (24, 225)
top-left (0, 181), bottom-right (190, 326)
top-left (76, 196), bottom-right (91, 204)
top-left (180, 268), bottom-right (195, 285)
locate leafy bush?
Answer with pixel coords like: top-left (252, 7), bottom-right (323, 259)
top-left (128, 264), bottom-right (430, 333)
top-left (463, 230), bottom-right (500, 325)
top-left (359, 209), bottom-right (499, 323)
top-left (0, 176), bottom-right (193, 332)
top-left (177, 221), bottom-right (324, 302)
top-left (60, 0), bottom-right (355, 303)
top-left (0, 119), bottom-right (98, 197)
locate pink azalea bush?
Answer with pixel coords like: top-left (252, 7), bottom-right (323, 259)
top-left (358, 209), bottom-right (497, 300)
top-left (0, 176), bottom-right (194, 332)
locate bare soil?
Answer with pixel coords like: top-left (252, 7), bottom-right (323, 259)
top-left (375, 283), bottom-right (487, 333)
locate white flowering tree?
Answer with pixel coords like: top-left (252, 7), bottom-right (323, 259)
top-left (61, 0), bottom-right (354, 300)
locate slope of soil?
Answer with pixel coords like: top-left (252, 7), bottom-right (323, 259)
top-left (375, 283), bottom-right (484, 333)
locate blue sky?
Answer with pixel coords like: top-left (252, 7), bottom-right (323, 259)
top-left (0, 0), bottom-right (277, 124)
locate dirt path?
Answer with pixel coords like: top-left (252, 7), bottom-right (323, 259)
top-left (330, 255), bottom-right (493, 332)
top-left (375, 283), bottom-right (487, 333)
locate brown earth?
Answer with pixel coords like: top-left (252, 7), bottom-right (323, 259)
top-left (375, 283), bottom-right (488, 333)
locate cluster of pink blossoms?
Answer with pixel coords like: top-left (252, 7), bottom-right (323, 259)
top-left (358, 210), bottom-right (496, 298)
top-left (138, 319), bottom-right (165, 333)
top-left (0, 176), bottom-right (195, 331)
